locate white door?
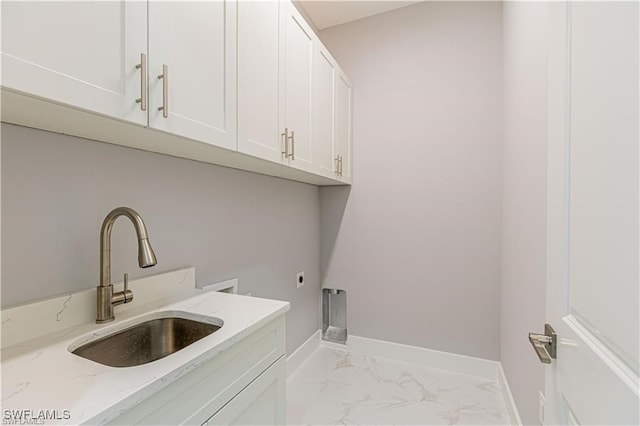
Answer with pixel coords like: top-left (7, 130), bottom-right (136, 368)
top-left (1, 1), bottom-right (147, 125)
top-left (282, 2), bottom-right (315, 172)
top-left (148, 0), bottom-right (236, 150)
top-left (335, 69), bottom-right (352, 182)
top-left (313, 45), bottom-right (337, 178)
top-left (237, 0), bottom-right (285, 163)
top-left (545, 2), bottom-right (639, 424)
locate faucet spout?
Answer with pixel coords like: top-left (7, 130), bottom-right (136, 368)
top-left (138, 238), bottom-right (157, 268)
top-left (100, 207), bottom-right (157, 288)
top-left (97, 207), bottom-right (157, 323)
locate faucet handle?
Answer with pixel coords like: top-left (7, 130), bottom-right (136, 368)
top-left (110, 273), bottom-right (134, 306)
top-left (123, 273), bottom-right (133, 304)
top-left (110, 274), bottom-right (134, 306)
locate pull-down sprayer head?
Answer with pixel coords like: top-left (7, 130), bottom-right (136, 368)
top-left (138, 238), bottom-right (157, 268)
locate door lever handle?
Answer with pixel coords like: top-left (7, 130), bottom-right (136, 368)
top-left (528, 324), bottom-right (557, 364)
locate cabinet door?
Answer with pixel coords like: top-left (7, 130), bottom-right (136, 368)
top-left (148, 1), bottom-right (236, 150)
top-left (1, 1), bottom-right (147, 125)
top-left (335, 69), bottom-right (352, 182)
top-left (313, 45), bottom-right (337, 178)
top-left (237, 1), bottom-right (285, 163)
top-left (204, 357), bottom-right (286, 426)
top-left (282, 2), bottom-right (315, 172)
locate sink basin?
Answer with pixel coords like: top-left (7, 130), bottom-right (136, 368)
top-left (72, 315), bottom-right (222, 367)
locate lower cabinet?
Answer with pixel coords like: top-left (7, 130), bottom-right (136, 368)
top-left (204, 357), bottom-right (286, 425)
top-left (106, 315), bottom-right (286, 425)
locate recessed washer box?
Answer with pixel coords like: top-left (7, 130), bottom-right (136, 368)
top-left (322, 288), bottom-right (347, 345)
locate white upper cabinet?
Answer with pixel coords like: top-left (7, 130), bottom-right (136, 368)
top-left (148, 1), bottom-right (236, 150)
top-left (334, 69), bottom-right (352, 182)
top-left (313, 45), bottom-right (352, 182)
top-left (238, 0), bottom-right (331, 175)
top-left (1, 1), bottom-right (147, 125)
top-left (1, 0), bottom-right (351, 186)
top-left (237, 0), bottom-right (284, 162)
top-left (282, 2), bottom-right (315, 173)
top-left (313, 45), bottom-right (337, 178)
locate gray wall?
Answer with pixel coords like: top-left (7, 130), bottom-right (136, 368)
top-left (319, 1), bottom-right (503, 360)
top-left (501, 2), bottom-right (548, 424)
top-left (1, 123), bottom-right (320, 355)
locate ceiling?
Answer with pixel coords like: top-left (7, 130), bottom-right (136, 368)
top-left (297, 1), bottom-right (421, 31)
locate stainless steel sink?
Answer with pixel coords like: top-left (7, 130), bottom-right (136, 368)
top-left (72, 316), bottom-right (222, 367)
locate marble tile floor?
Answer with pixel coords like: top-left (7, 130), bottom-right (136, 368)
top-left (287, 346), bottom-right (511, 425)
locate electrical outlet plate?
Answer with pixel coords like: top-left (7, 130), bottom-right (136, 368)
top-left (296, 271), bottom-right (305, 288)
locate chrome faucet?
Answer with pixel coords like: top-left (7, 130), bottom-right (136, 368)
top-left (96, 207), bottom-right (157, 323)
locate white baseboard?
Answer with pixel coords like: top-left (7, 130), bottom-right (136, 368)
top-left (324, 334), bottom-right (501, 380)
top-left (287, 330), bottom-right (522, 424)
top-left (286, 329), bottom-right (321, 377)
top-left (499, 363), bottom-right (523, 426)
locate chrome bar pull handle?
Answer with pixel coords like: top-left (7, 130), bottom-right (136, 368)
top-left (157, 64), bottom-right (169, 118)
top-left (340, 156), bottom-right (343, 176)
top-left (135, 53), bottom-right (147, 111)
top-left (335, 155), bottom-right (340, 175)
top-left (528, 324), bottom-right (557, 364)
top-left (281, 128), bottom-right (289, 157)
top-left (288, 131), bottom-right (295, 160)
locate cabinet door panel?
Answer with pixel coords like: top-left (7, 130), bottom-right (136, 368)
top-left (314, 47), bottom-right (337, 178)
top-left (148, 1), bottom-right (236, 149)
top-left (335, 70), bottom-right (352, 182)
top-left (283, 3), bottom-right (314, 172)
top-left (237, 1), bottom-right (284, 162)
top-left (205, 357), bottom-right (286, 426)
top-left (1, 1), bottom-right (147, 125)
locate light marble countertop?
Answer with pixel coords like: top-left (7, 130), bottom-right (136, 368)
top-left (1, 269), bottom-right (290, 425)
